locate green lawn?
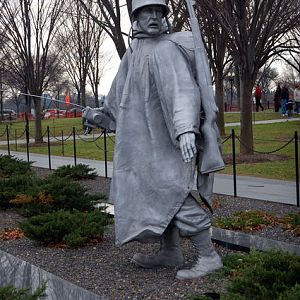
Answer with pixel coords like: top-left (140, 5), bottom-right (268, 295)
top-left (0, 114), bottom-right (299, 181)
top-left (0, 117), bottom-right (86, 141)
top-left (10, 135), bottom-right (115, 161)
top-left (224, 109), bottom-right (289, 123)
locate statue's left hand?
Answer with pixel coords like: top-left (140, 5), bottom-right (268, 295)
top-left (179, 132), bottom-right (197, 163)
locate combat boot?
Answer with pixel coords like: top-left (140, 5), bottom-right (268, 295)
top-left (176, 229), bottom-right (223, 280)
top-left (131, 224), bottom-right (184, 268)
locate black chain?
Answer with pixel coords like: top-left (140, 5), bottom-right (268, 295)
top-left (236, 135), bottom-right (295, 154)
top-left (75, 132), bottom-right (103, 143)
top-left (0, 128), bottom-right (6, 138)
top-left (221, 135), bottom-right (232, 144)
top-left (48, 129), bottom-right (73, 142)
top-left (15, 129), bottom-right (26, 139)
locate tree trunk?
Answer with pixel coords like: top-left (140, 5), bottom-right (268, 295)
top-left (234, 64), bottom-right (240, 110)
top-left (81, 82), bottom-right (86, 107)
top-left (239, 75), bottom-right (255, 154)
top-left (33, 96), bottom-right (43, 143)
top-left (94, 84), bottom-right (99, 107)
top-left (215, 73), bottom-right (225, 136)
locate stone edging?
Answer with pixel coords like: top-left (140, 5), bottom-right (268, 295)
top-left (211, 227), bottom-right (300, 255)
top-left (0, 250), bottom-right (108, 300)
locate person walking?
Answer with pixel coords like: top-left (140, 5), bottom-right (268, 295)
top-left (294, 84), bottom-right (300, 114)
top-left (273, 83), bottom-right (281, 113)
top-left (254, 83), bottom-right (264, 112)
top-left (83, 0), bottom-right (224, 280)
top-left (281, 83), bottom-right (289, 116)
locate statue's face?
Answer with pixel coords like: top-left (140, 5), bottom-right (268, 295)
top-left (137, 5), bottom-right (164, 35)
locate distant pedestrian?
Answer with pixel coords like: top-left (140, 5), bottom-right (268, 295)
top-left (281, 83), bottom-right (289, 116)
top-left (273, 83), bottom-right (281, 112)
top-left (254, 83), bottom-right (264, 112)
top-left (294, 84), bottom-right (300, 114)
top-left (286, 99), bottom-right (294, 118)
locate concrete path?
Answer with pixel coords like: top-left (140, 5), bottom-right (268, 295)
top-left (0, 149), bottom-right (298, 206)
top-left (225, 117), bottom-right (300, 127)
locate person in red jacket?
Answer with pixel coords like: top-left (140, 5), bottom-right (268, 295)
top-left (254, 83), bottom-right (264, 112)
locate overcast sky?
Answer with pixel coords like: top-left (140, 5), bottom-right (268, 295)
top-left (99, 5), bottom-right (130, 95)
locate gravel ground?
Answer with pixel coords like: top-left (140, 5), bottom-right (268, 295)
top-left (0, 167), bottom-right (299, 299)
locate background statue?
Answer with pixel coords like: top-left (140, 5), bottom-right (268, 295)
top-left (83, 0), bottom-right (224, 280)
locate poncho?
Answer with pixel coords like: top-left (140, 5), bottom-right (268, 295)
top-left (104, 32), bottom-right (209, 246)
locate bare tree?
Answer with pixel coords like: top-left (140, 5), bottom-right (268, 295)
top-left (87, 29), bottom-right (110, 107)
top-left (57, 0), bottom-right (106, 107)
top-left (276, 26), bottom-right (300, 79)
top-left (78, 0), bottom-right (132, 59)
top-left (200, 0), bottom-right (300, 154)
top-left (0, 0), bottom-right (64, 143)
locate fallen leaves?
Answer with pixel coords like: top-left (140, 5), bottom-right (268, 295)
top-left (0, 228), bottom-right (25, 240)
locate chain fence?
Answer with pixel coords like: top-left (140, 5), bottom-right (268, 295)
top-left (0, 124), bottom-right (299, 206)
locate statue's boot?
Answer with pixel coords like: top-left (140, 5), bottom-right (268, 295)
top-left (176, 229), bottom-right (223, 280)
top-left (131, 225), bottom-right (184, 268)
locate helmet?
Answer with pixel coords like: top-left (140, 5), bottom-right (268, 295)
top-left (131, 0), bottom-right (169, 17)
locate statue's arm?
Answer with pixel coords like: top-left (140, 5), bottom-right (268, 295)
top-left (151, 41), bottom-right (200, 162)
top-left (83, 51), bottom-right (130, 131)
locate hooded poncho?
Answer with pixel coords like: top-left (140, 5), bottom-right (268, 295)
top-left (104, 31), bottom-right (213, 246)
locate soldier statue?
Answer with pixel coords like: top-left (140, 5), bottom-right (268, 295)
top-left (83, 0), bottom-right (224, 280)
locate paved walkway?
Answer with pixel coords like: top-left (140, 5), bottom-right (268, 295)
top-left (1, 117), bottom-right (299, 206)
top-left (0, 149), bottom-right (298, 206)
top-left (225, 117), bottom-right (300, 127)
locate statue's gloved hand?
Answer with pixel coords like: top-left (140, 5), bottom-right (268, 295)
top-left (179, 132), bottom-right (197, 163)
top-left (82, 106), bottom-right (116, 132)
top-left (82, 106), bottom-right (104, 127)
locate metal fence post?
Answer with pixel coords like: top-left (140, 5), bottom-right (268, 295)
top-left (14, 129), bottom-right (17, 151)
top-left (61, 130), bottom-right (64, 156)
top-left (73, 127), bottom-right (77, 166)
top-left (295, 131), bottom-right (299, 207)
top-left (104, 129), bottom-right (108, 178)
top-left (25, 115), bottom-right (30, 164)
top-left (232, 129), bottom-right (237, 197)
top-left (6, 125), bottom-right (10, 156)
top-left (47, 126), bottom-right (51, 170)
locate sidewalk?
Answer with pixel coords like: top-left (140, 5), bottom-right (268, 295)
top-left (0, 149), bottom-right (298, 206)
top-left (225, 117), bottom-right (300, 127)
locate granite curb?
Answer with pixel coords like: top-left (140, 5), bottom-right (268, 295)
top-left (0, 250), bottom-right (107, 300)
top-left (211, 227), bottom-right (300, 255)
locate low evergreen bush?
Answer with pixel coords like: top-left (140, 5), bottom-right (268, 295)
top-left (190, 250), bottom-right (300, 299)
top-left (9, 176), bottom-right (106, 216)
top-left (0, 175), bottom-right (42, 209)
top-left (221, 250), bottom-right (300, 300)
top-left (0, 283), bottom-right (46, 299)
top-left (50, 164), bottom-right (97, 180)
top-left (0, 155), bottom-right (32, 178)
top-left (20, 210), bottom-right (108, 247)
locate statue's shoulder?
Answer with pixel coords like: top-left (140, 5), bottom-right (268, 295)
top-left (162, 31), bottom-right (194, 49)
top-left (156, 31), bottom-right (195, 63)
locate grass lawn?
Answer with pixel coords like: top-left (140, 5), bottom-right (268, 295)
top-left (224, 109), bottom-right (290, 123)
top-left (0, 114), bottom-right (299, 181)
top-left (0, 117), bottom-right (86, 141)
top-left (221, 121), bottom-right (299, 180)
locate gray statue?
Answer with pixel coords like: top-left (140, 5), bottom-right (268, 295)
top-left (83, 0), bottom-right (225, 280)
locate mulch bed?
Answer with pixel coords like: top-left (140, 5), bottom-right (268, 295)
top-left (0, 167), bottom-right (299, 299)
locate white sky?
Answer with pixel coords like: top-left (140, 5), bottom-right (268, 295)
top-left (98, 5), bottom-right (130, 95)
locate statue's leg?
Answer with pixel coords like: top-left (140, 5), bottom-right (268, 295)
top-left (131, 223), bottom-right (184, 268)
top-left (174, 194), bottom-right (223, 280)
